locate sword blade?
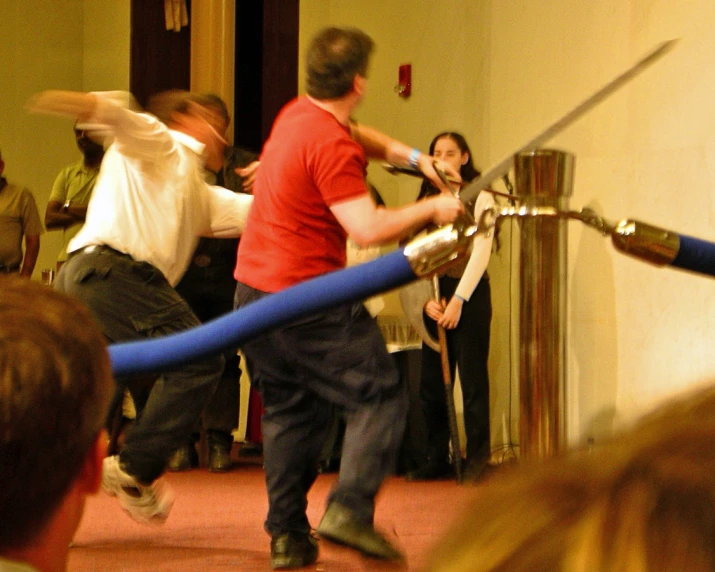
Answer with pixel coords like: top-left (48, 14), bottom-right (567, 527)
top-left (460, 39), bottom-right (678, 204)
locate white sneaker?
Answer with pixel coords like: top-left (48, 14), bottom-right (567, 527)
top-left (102, 455), bottom-right (175, 525)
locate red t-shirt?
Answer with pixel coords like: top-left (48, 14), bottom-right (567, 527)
top-left (235, 97), bottom-right (368, 292)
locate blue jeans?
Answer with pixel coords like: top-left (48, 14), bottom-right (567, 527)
top-left (235, 281), bottom-right (408, 536)
top-left (55, 246), bottom-right (223, 482)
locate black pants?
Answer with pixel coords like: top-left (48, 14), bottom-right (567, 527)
top-left (235, 281), bottom-right (407, 536)
top-left (420, 275), bottom-right (491, 464)
top-left (175, 261), bottom-right (240, 449)
top-left (56, 246), bottom-right (223, 482)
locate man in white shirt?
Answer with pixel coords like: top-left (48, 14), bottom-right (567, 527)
top-left (27, 89), bottom-right (253, 525)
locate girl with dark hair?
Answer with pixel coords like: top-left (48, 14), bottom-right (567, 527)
top-left (408, 132), bottom-right (495, 481)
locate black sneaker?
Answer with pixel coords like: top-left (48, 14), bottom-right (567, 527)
top-left (270, 532), bottom-right (318, 570)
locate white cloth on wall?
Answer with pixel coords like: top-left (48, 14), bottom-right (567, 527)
top-left (165, 0), bottom-right (189, 32)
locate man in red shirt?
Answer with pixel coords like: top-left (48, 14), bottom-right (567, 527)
top-left (235, 27), bottom-right (463, 569)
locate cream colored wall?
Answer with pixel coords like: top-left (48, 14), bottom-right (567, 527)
top-left (83, 0), bottom-right (130, 92)
top-left (299, 0), bottom-right (715, 452)
top-left (1, 0), bottom-right (82, 276)
top-left (488, 1), bottom-right (715, 445)
top-left (0, 0), bottom-right (129, 277)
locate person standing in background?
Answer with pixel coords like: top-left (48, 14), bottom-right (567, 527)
top-left (406, 131), bottom-right (495, 482)
top-left (168, 94), bottom-right (259, 473)
top-left (44, 123), bottom-right (104, 272)
top-left (0, 148), bottom-right (43, 278)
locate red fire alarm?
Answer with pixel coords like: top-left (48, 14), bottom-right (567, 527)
top-left (396, 63), bottom-right (411, 98)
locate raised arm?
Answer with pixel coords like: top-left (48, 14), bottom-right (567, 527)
top-left (27, 90), bottom-right (170, 162)
top-left (350, 122), bottom-right (459, 193)
top-left (26, 91), bottom-right (101, 123)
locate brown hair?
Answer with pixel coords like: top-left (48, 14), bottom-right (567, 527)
top-left (0, 276), bottom-right (114, 550)
top-left (305, 27), bottom-right (374, 100)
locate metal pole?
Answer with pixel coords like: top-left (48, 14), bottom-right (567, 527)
top-left (515, 149), bottom-right (574, 460)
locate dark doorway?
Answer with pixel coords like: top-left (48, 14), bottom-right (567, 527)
top-left (234, 0), bottom-right (299, 154)
top-left (130, 0), bottom-right (191, 109)
top-left (129, 0), bottom-right (298, 153)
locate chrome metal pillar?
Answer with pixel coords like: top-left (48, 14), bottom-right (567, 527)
top-left (515, 149), bottom-right (574, 459)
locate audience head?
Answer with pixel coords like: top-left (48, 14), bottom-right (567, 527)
top-left (305, 27), bottom-right (374, 100)
top-left (73, 121), bottom-right (104, 164)
top-left (0, 276), bottom-right (113, 568)
top-left (427, 384), bottom-right (715, 572)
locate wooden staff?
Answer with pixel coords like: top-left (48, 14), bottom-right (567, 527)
top-left (432, 274), bottom-right (463, 483)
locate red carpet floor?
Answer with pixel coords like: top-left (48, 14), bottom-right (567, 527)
top-left (68, 464), bottom-right (480, 571)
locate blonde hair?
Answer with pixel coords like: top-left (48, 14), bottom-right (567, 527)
top-left (427, 385), bottom-right (715, 571)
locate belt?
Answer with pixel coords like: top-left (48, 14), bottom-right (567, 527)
top-left (72, 245), bottom-right (135, 260)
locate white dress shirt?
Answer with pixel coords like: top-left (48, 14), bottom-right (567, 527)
top-left (68, 92), bottom-right (252, 286)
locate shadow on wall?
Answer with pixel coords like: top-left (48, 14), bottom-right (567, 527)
top-left (571, 199), bottom-right (619, 446)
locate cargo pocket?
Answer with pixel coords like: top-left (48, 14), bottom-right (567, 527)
top-left (130, 300), bottom-right (198, 339)
top-left (73, 261), bottom-right (111, 284)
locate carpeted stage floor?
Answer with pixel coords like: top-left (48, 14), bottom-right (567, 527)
top-left (68, 463), bottom-right (480, 571)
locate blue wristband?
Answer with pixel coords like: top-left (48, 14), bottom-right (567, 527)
top-left (408, 148), bottom-right (421, 169)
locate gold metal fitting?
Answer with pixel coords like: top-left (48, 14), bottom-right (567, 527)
top-left (403, 218), bottom-right (478, 277)
top-left (610, 219), bottom-right (680, 266)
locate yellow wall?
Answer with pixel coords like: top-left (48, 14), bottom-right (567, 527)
top-left (299, 0), bottom-right (715, 451)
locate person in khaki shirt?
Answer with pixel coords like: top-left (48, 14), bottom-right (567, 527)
top-left (0, 148), bottom-right (43, 278)
top-left (44, 123), bottom-right (104, 271)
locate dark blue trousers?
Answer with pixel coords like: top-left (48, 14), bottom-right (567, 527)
top-left (55, 246), bottom-right (223, 482)
top-left (235, 281), bottom-right (408, 536)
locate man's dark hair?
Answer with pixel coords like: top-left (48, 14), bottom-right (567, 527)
top-left (0, 277), bottom-right (113, 550)
top-left (306, 27), bottom-right (374, 100)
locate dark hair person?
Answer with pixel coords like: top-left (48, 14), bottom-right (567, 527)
top-left (407, 131), bottom-right (495, 482)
